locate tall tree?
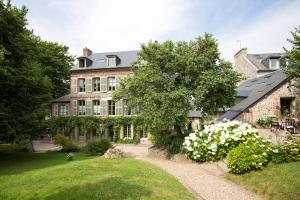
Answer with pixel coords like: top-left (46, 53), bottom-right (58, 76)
top-left (114, 34), bottom-right (242, 134)
top-left (35, 40), bottom-right (74, 98)
top-left (0, 0), bottom-right (72, 143)
top-left (282, 27), bottom-right (300, 88)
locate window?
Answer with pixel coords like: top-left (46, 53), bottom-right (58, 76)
top-left (269, 59), bottom-right (280, 69)
top-left (280, 97), bottom-right (294, 116)
top-left (107, 56), bottom-right (116, 67)
top-left (78, 78), bottom-right (85, 92)
top-left (108, 77), bottom-right (116, 91)
top-left (93, 100), bottom-right (100, 115)
top-left (123, 124), bottom-right (132, 138)
top-left (59, 104), bottom-right (68, 116)
top-left (108, 100), bottom-right (115, 115)
top-left (79, 59), bottom-right (85, 68)
top-left (140, 127), bottom-right (148, 138)
top-left (123, 99), bottom-right (131, 115)
top-left (78, 100), bottom-right (86, 115)
top-left (93, 77), bottom-right (100, 91)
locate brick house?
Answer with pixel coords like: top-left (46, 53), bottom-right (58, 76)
top-left (51, 47), bottom-right (202, 142)
top-left (219, 49), bottom-right (300, 125)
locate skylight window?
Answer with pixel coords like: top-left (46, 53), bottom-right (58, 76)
top-left (96, 59), bottom-right (105, 63)
top-left (269, 59), bottom-right (280, 69)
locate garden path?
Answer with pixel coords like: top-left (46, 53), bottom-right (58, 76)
top-left (116, 144), bottom-right (262, 200)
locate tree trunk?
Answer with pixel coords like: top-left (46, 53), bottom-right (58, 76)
top-left (174, 125), bottom-right (182, 135)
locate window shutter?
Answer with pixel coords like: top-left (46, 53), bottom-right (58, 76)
top-left (120, 126), bottom-right (124, 139)
top-left (86, 100), bottom-right (92, 115)
top-left (72, 79), bottom-right (77, 93)
top-left (66, 104), bottom-right (70, 116)
top-left (115, 99), bottom-right (123, 115)
top-left (100, 100), bottom-right (107, 115)
top-left (53, 104), bottom-right (58, 116)
top-left (86, 78), bottom-right (92, 92)
top-left (72, 100), bottom-right (77, 116)
top-left (100, 77), bottom-right (107, 92)
top-left (131, 125), bottom-right (134, 139)
top-left (116, 77), bottom-right (121, 88)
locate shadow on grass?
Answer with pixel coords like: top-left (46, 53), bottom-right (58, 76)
top-left (0, 151), bottom-right (94, 175)
top-left (45, 177), bottom-right (151, 200)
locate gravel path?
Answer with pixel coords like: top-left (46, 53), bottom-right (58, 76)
top-left (116, 144), bottom-right (262, 200)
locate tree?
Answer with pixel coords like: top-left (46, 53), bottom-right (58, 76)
top-left (282, 27), bottom-right (300, 88)
top-left (35, 40), bottom-right (74, 98)
top-left (0, 0), bottom-right (72, 143)
top-left (114, 34), bottom-right (242, 134)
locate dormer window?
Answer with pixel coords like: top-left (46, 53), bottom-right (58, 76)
top-left (107, 56), bottom-right (116, 67)
top-left (269, 58), bottom-right (280, 69)
top-left (79, 58), bottom-right (86, 68)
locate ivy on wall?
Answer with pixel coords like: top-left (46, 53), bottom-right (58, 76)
top-left (47, 116), bottom-right (144, 144)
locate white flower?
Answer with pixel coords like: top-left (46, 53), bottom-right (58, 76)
top-left (272, 149), bottom-right (279, 153)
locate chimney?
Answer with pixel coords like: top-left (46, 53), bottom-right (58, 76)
top-left (234, 48), bottom-right (247, 59)
top-left (83, 47), bottom-right (92, 57)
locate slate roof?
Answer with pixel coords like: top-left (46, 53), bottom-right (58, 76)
top-left (246, 53), bottom-right (286, 71)
top-left (218, 70), bottom-right (288, 121)
top-left (71, 50), bottom-right (139, 71)
top-left (53, 94), bottom-right (70, 103)
top-left (188, 110), bottom-right (203, 118)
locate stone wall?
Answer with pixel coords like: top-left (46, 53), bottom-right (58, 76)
top-left (234, 48), bottom-right (258, 80)
top-left (236, 81), bottom-right (300, 125)
top-left (70, 68), bottom-right (133, 116)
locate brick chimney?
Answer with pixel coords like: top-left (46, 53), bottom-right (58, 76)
top-left (83, 47), bottom-right (92, 57)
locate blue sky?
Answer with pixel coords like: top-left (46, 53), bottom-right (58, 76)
top-left (13, 0), bottom-right (300, 61)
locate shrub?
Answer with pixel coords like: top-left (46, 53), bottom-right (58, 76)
top-left (270, 145), bottom-right (290, 163)
top-left (151, 131), bottom-right (185, 155)
top-left (282, 136), bottom-right (300, 161)
top-left (183, 120), bottom-right (261, 161)
top-left (53, 134), bottom-right (78, 152)
top-left (86, 139), bottom-right (112, 155)
top-left (256, 118), bottom-right (272, 128)
top-left (226, 138), bottom-right (272, 174)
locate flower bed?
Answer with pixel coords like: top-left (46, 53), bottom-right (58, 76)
top-left (183, 120), bottom-right (264, 161)
top-left (183, 120), bottom-right (300, 174)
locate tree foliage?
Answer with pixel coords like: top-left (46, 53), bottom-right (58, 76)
top-left (282, 27), bottom-right (300, 88)
top-left (0, 0), bottom-right (73, 142)
top-left (114, 34), bottom-right (242, 134)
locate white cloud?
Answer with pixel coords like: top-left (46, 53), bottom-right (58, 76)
top-left (27, 0), bottom-right (191, 56)
top-left (218, 1), bottom-right (300, 61)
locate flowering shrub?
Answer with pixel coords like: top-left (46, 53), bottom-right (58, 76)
top-left (226, 138), bottom-right (272, 174)
top-left (183, 120), bottom-right (261, 161)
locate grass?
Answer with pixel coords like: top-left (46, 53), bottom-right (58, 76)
top-left (225, 162), bottom-right (300, 200)
top-left (0, 150), bottom-right (195, 200)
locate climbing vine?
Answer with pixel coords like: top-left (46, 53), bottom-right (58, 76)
top-left (48, 116), bottom-right (144, 144)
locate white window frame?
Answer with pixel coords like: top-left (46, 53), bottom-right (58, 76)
top-left (78, 78), bottom-right (85, 92)
top-left (108, 100), bottom-right (115, 115)
top-left (78, 58), bottom-right (86, 68)
top-left (269, 59), bottom-right (280, 69)
top-left (123, 124), bottom-right (132, 139)
top-left (93, 77), bottom-right (100, 92)
top-left (107, 56), bottom-right (116, 67)
top-left (59, 104), bottom-right (68, 116)
top-left (93, 100), bottom-right (101, 115)
top-left (78, 100), bottom-right (86, 115)
top-left (107, 77), bottom-right (116, 91)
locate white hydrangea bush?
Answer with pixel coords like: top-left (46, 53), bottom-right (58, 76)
top-left (183, 120), bottom-right (269, 161)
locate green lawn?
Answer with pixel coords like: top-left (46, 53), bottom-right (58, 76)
top-left (225, 162), bottom-right (300, 200)
top-left (0, 151), bottom-right (195, 200)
